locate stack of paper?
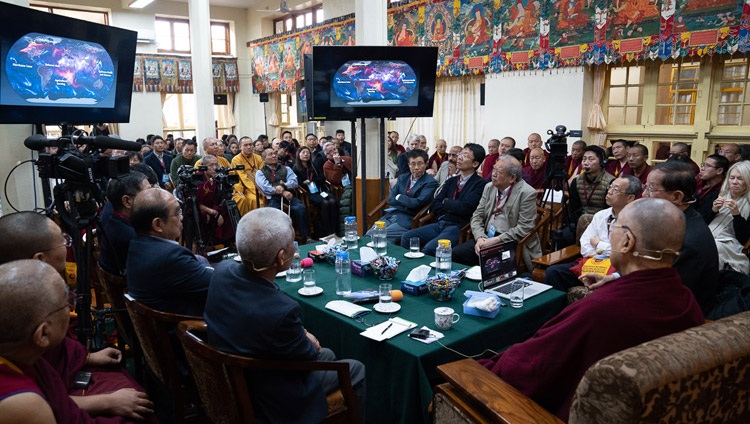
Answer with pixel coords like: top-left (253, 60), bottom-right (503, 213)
top-left (360, 317), bottom-right (417, 341)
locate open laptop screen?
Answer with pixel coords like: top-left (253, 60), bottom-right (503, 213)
top-left (479, 240), bottom-right (518, 290)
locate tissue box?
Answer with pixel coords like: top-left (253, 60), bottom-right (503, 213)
top-left (400, 280), bottom-right (428, 296)
top-left (351, 260), bottom-right (372, 277)
top-left (463, 292), bottom-right (501, 319)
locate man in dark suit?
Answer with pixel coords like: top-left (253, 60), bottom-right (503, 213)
top-left (143, 135), bottom-right (174, 190)
top-left (376, 149), bottom-right (438, 244)
top-left (205, 207), bottom-right (365, 423)
top-left (453, 155), bottom-right (541, 269)
top-left (401, 143), bottom-right (486, 256)
top-left (126, 188), bottom-right (213, 316)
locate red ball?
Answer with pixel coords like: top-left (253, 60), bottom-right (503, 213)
top-left (300, 258), bottom-right (314, 268)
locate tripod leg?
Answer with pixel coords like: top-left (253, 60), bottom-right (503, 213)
top-left (191, 197), bottom-right (206, 256)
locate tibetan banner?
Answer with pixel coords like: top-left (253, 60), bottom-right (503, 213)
top-left (248, 14), bottom-right (356, 93)
top-left (134, 54), bottom-right (239, 94)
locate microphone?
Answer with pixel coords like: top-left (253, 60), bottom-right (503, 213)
top-left (24, 134), bottom-right (142, 152)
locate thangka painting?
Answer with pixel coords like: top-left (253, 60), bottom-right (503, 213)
top-left (248, 0), bottom-right (750, 86)
top-left (249, 15), bottom-right (356, 93)
top-left (133, 55), bottom-right (238, 93)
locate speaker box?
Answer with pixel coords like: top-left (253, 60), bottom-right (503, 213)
top-left (259, 93), bottom-right (269, 103)
top-left (213, 94), bottom-right (227, 105)
top-left (480, 83), bottom-right (485, 106)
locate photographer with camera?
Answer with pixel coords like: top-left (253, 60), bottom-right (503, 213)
top-left (195, 155), bottom-right (232, 246)
top-left (169, 139), bottom-right (200, 184)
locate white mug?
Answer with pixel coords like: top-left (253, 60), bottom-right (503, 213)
top-left (434, 307), bottom-right (460, 330)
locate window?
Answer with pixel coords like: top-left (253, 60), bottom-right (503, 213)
top-left (273, 4), bottom-right (324, 34)
top-left (30, 4), bottom-right (108, 24)
top-left (607, 66), bottom-right (644, 125)
top-left (280, 93), bottom-right (290, 125)
top-left (156, 17), bottom-right (231, 55)
top-left (717, 58), bottom-right (750, 125)
top-left (656, 62), bottom-right (699, 125)
top-left (162, 93), bottom-right (235, 139)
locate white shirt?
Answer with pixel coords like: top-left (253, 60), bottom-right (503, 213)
top-left (579, 206), bottom-right (614, 257)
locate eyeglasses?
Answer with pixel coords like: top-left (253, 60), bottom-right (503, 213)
top-left (644, 185), bottom-right (667, 194)
top-left (32, 285), bottom-right (74, 335)
top-left (608, 221), bottom-right (632, 234)
top-left (700, 162), bottom-right (718, 169)
top-left (607, 185), bottom-right (623, 195)
top-left (42, 233), bottom-right (72, 252)
top-left (408, 162), bottom-right (426, 168)
top-left (608, 220), bottom-right (679, 261)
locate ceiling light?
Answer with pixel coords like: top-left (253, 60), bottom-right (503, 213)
top-left (129, 0), bottom-right (155, 9)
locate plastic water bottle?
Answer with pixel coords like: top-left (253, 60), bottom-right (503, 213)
top-left (436, 239), bottom-right (452, 276)
top-left (335, 251), bottom-right (352, 295)
top-left (373, 220), bottom-right (387, 256)
top-left (286, 241), bottom-right (302, 283)
top-left (345, 216), bottom-right (358, 250)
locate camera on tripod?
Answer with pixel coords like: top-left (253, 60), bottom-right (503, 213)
top-left (545, 125), bottom-right (582, 180)
top-left (214, 165), bottom-right (244, 187)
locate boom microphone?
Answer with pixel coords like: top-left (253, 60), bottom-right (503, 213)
top-left (71, 135), bottom-right (142, 152)
top-left (24, 134), bottom-right (62, 151)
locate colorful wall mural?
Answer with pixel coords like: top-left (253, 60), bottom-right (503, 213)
top-left (248, 0), bottom-right (750, 93)
top-left (132, 55), bottom-right (239, 94)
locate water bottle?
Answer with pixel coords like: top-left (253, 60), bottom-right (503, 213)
top-left (335, 251), bottom-right (352, 295)
top-left (345, 216), bottom-right (358, 250)
top-left (373, 220), bottom-right (387, 256)
top-left (286, 241), bottom-right (302, 283)
top-left (435, 239), bottom-right (452, 276)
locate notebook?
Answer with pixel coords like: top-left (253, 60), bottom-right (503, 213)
top-left (478, 241), bottom-right (552, 300)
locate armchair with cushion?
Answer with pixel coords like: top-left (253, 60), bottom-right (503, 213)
top-left (176, 320), bottom-right (360, 424)
top-left (434, 310), bottom-right (750, 424)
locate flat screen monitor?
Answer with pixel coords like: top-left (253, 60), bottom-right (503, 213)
top-left (310, 46), bottom-right (437, 121)
top-left (0, 2), bottom-right (137, 124)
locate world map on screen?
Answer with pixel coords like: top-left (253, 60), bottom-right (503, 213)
top-left (333, 60), bottom-right (417, 104)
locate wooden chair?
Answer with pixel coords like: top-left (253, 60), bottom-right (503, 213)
top-left (95, 264), bottom-right (144, 383)
top-left (123, 294), bottom-right (199, 423)
top-left (366, 199), bottom-right (432, 231)
top-left (531, 213), bottom-right (594, 283)
top-left (176, 320), bottom-right (360, 424)
top-left (434, 311), bottom-right (750, 424)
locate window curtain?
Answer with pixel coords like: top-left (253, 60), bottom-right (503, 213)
top-left (392, 76), bottom-right (484, 149)
top-left (587, 67), bottom-right (607, 146)
top-left (214, 93), bottom-right (236, 130)
top-left (268, 92), bottom-right (281, 134)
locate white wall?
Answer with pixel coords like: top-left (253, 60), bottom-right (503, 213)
top-left (485, 68), bottom-right (586, 149)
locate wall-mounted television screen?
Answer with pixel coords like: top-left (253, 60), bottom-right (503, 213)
top-left (0, 2), bottom-right (137, 124)
top-left (310, 46), bottom-right (437, 121)
top-left (295, 80), bottom-right (308, 122)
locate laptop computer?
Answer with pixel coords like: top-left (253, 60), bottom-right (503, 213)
top-left (478, 240), bottom-right (553, 300)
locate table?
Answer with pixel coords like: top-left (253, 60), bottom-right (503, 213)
top-left (278, 238), bottom-right (566, 424)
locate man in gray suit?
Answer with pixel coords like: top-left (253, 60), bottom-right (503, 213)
top-left (453, 155), bottom-right (541, 270)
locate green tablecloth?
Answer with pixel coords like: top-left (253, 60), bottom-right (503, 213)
top-left (278, 238), bottom-right (566, 424)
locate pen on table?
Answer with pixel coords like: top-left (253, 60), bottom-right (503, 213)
top-left (380, 323), bottom-right (393, 335)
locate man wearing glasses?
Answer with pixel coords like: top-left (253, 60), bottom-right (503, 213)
top-left (695, 154), bottom-right (729, 223)
top-left (127, 188), bottom-right (214, 316)
top-left (585, 161), bottom-right (719, 316)
top-left (545, 175), bottom-right (642, 291)
top-left (480, 199), bottom-right (704, 422)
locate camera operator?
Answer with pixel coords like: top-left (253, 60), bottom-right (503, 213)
top-left (195, 155), bottom-right (232, 246)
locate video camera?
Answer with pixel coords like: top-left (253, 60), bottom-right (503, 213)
top-left (545, 125), bottom-right (582, 180)
top-left (214, 165), bottom-right (244, 187)
top-left (176, 164), bottom-right (207, 186)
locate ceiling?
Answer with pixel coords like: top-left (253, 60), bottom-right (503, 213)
top-left (172, 0), bottom-right (314, 12)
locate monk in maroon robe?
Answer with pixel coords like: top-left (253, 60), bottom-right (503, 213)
top-left (478, 198), bottom-right (704, 420)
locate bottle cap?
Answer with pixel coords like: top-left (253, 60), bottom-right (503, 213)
top-left (294, 241), bottom-right (299, 248)
top-left (375, 221), bottom-right (385, 229)
top-left (345, 216), bottom-right (356, 223)
top-left (438, 239), bottom-right (451, 248)
top-left (336, 251), bottom-right (349, 260)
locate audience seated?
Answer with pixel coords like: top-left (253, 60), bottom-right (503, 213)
top-left (195, 155), bottom-right (232, 246)
top-left (604, 139), bottom-right (633, 177)
top-left (0, 213), bottom-right (153, 421)
top-left (401, 144), bottom-right (486, 256)
top-left (195, 137), bottom-right (230, 168)
top-left (127, 188), bottom-right (213, 316)
top-left (435, 145), bottom-right (462, 188)
top-left (305, 133), bottom-right (322, 156)
top-left (478, 198), bottom-right (704, 421)
top-left (545, 175), bottom-right (642, 291)
top-left (522, 133), bottom-right (548, 167)
top-left (386, 132), bottom-right (402, 185)
top-left (707, 161), bottom-right (750, 274)
top-left (427, 138), bottom-right (448, 176)
top-left (369, 149), bottom-right (437, 244)
top-left (255, 148), bottom-right (310, 242)
top-left (453, 155), bottom-right (540, 270)
top-left (98, 172), bottom-right (150, 276)
top-left (622, 143), bottom-right (651, 185)
top-left (521, 147), bottom-right (547, 190)
top-left (169, 139), bottom-right (200, 184)
top-left (669, 141), bottom-right (700, 176)
top-left (205, 208), bottom-right (366, 423)
top-left (480, 139), bottom-right (500, 180)
top-left (397, 135), bottom-right (421, 177)
top-left (277, 140), bottom-right (296, 168)
top-left (696, 154), bottom-right (728, 223)
top-left (719, 143), bottom-right (742, 166)
top-left (334, 129), bottom-right (352, 157)
top-left (294, 146), bottom-right (339, 238)
top-left (568, 146), bottom-right (615, 224)
top-left (231, 136), bottom-right (265, 215)
top-left (587, 161), bottom-right (719, 316)
top-left (563, 139), bottom-right (586, 184)
top-left (143, 135), bottom-right (173, 190)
